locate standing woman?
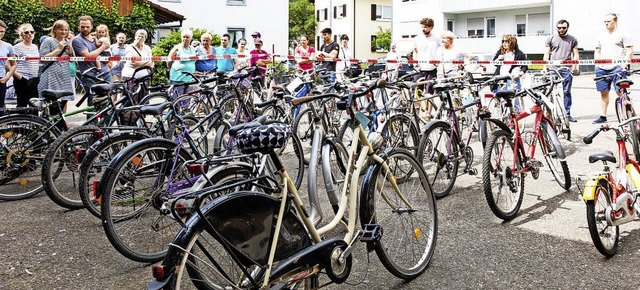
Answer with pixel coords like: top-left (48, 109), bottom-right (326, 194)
top-left (336, 34), bottom-right (351, 81)
top-left (38, 20), bottom-right (73, 112)
top-left (12, 23), bottom-right (39, 107)
top-left (168, 29), bottom-right (196, 94)
top-left (294, 34), bottom-right (315, 72)
top-left (0, 20), bottom-right (16, 109)
top-left (236, 38), bottom-right (250, 70)
top-left (493, 34), bottom-right (527, 91)
top-left (121, 29), bottom-right (153, 102)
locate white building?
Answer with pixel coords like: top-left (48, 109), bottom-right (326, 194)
top-left (314, 0), bottom-right (392, 59)
top-left (149, 0), bottom-right (289, 54)
top-left (392, 0), bottom-right (640, 63)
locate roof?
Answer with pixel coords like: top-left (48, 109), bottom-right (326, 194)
top-left (143, 0), bottom-right (186, 25)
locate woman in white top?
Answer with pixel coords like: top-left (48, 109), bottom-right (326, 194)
top-left (236, 38), bottom-right (250, 70)
top-left (12, 23), bottom-right (39, 107)
top-left (438, 31), bottom-right (473, 77)
top-left (386, 43), bottom-right (400, 82)
top-left (121, 29), bottom-right (153, 102)
top-left (336, 34), bottom-right (351, 81)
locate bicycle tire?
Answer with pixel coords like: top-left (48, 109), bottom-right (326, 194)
top-left (539, 120), bottom-right (571, 190)
top-left (172, 94), bottom-right (211, 119)
top-left (292, 107), bottom-right (314, 165)
top-left (380, 114), bottom-right (420, 154)
top-left (0, 114), bottom-right (61, 200)
top-left (321, 138), bottom-right (349, 218)
top-left (553, 94), bottom-right (571, 140)
top-left (586, 181), bottom-right (619, 257)
top-left (360, 148), bottom-right (437, 279)
top-left (139, 91), bottom-right (170, 105)
top-left (625, 107), bottom-right (640, 159)
top-left (41, 125), bottom-right (102, 209)
top-left (416, 121), bottom-right (459, 198)
top-left (482, 130), bottom-right (524, 221)
top-left (100, 139), bottom-right (195, 263)
top-left (78, 131), bottom-right (148, 218)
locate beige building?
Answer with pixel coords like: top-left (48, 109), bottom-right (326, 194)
top-left (314, 0), bottom-right (392, 59)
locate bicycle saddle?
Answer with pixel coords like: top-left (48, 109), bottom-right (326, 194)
top-left (494, 89), bottom-right (517, 100)
top-left (139, 102), bottom-right (171, 115)
top-left (615, 79), bottom-right (634, 87)
top-left (433, 82), bottom-right (457, 92)
top-left (91, 83), bottom-right (124, 96)
top-left (41, 90), bottom-right (74, 101)
top-left (235, 121), bottom-right (291, 154)
top-left (588, 151), bottom-right (616, 164)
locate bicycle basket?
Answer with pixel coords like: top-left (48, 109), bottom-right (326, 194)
top-left (235, 122), bottom-right (291, 154)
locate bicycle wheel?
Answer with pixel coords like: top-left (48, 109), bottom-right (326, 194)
top-left (139, 91), bottom-right (170, 105)
top-left (172, 94), bottom-right (211, 119)
top-left (553, 94), bottom-right (571, 140)
top-left (100, 139), bottom-right (194, 263)
top-left (41, 125), bottom-right (102, 209)
top-left (539, 120), bottom-right (571, 190)
top-left (586, 181), bottom-right (618, 257)
top-left (625, 107), bottom-right (640, 159)
top-left (360, 148), bottom-right (437, 279)
top-left (417, 122), bottom-right (459, 198)
top-left (380, 114), bottom-right (419, 154)
top-left (482, 130), bottom-right (524, 221)
top-left (0, 114), bottom-right (61, 200)
top-left (79, 131), bottom-right (148, 218)
top-left (292, 107), bottom-right (314, 164)
top-left (321, 138), bottom-right (349, 217)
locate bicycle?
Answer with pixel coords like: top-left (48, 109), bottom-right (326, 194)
top-left (149, 79), bottom-right (437, 289)
top-left (594, 69), bottom-right (640, 158)
top-left (533, 67), bottom-right (572, 140)
top-left (482, 87), bottom-right (571, 221)
top-left (580, 115), bottom-right (640, 257)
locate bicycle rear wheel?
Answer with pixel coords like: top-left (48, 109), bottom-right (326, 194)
top-left (41, 125), bottom-right (101, 209)
top-left (100, 139), bottom-right (194, 263)
top-left (482, 130), bottom-right (524, 221)
top-left (0, 114), bottom-right (61, 200)
top-left (417, 122), bottom-right (459, 198)
top-left (625, 107), bottom-right (640, 159)
top-left (360, 148), bottom-right (437, 279)
top-left (292, 107), bottom-right (314, 165)
top-left (380, 114), bottom-right (419, 154)
top-left (586, 181), bottom-right (618, 257)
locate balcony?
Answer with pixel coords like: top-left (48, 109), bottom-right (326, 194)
top-left (441, 0), bottom-right (550, 13)
top-left (456, 34), bottom-right (549, 55)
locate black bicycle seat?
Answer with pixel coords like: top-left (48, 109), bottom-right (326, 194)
top-left (433, 82), bottom-right (456, 92)
top-left (588, 151), bottom-right (616, 164)
top-left (494, 89), bottom-right (517, 100)
top-left (91, 83), bottom-right (124, 96)
top-left (140, 102), bottom-right (171, 115)
top-left (41, 90), bottom-right (74, 101)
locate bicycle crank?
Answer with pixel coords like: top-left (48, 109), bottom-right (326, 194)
top-left (527, 159), bottom-right (543, 180)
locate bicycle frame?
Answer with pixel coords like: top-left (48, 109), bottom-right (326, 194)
top-left (506, 100), bottom-right (554, 175)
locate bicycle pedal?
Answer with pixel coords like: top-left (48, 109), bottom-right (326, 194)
top-left (360, 224), bottom-right (383, 243)
top-left (467, 168), bottom-right (478, 176)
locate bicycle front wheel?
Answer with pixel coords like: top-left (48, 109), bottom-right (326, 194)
top-left (625, 107), bottom-right (640, 159)
top-left (482, 130), bottom-right (524, 221)
top-left (417, 122), bottom-right (459, 198)
top-left (539, 121), bottom-right (571, 190)
top-left (586, 181), bottom-right (618, 257)
top-left (100, 139), bottom-right (194, 263)
top-left (360, 148), bottom-right (437, 279)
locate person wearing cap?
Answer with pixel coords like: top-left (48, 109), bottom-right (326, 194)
top-left (216, 33), bottom-right (237, 73)
top-left (251, 31), bottom-right (261, 45)
top-left (317, 27), bottom-right (339, 83)
top-left (336, 34), bottom-right (352, 81)
top-left (249, 39), bottom-right (272, 84)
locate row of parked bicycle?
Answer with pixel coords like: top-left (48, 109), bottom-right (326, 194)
top-left (1, 62), bottom-right (640, 288)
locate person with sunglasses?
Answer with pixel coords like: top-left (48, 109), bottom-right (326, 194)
top-left (592, 13), bottom-right (634, 124)
top-left (543, 19), bottom-right (579, 122)
top-left (493, 34), bottom-right (528, 92)
top-left (12, 23), bottom-right (39, 108)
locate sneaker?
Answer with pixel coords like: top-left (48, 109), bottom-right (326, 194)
top-left (567, 115), bottom-right (577, 122)
top-left (592, 116), bottom-right (607, 124)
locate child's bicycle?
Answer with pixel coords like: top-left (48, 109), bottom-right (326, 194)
top-left (579, 115), bottom-right (640, 257)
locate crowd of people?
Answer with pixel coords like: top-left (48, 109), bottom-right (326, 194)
top-left (0, 13), bottom-right (634, 125)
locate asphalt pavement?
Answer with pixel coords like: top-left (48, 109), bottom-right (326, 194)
top-left (2, 73), bottom-right (640, 288)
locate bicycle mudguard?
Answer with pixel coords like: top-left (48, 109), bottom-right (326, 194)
top-left (483, 118), bottom-right (513, 135)
top-left (581, 175), bottom-right (607, 201)
top-left (189, 160), bottom-right (254, 192)
top-left (541, 121), bottom-right (567, 160)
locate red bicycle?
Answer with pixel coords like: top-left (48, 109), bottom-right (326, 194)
top-left (482, 87), bottom-right (571, 221)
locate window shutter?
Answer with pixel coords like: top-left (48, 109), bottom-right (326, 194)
top-left (342, 5), bottom-right (347, 17)
top-left (371, 4), bottom-right (376, 21)
top-left (324, 8), bottom-right (328, 20)
top-left (334, 6), bottom-right (337, 19)
top-left (316, 10), bottom-right (320, 22)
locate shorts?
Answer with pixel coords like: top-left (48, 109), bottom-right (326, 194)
top-left (595, 66), bottom-right (623, 93)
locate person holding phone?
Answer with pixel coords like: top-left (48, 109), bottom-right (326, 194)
top-left (39, 19), bottom-right (74, 112)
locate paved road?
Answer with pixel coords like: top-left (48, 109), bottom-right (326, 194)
top-left (2, 73), bottom-right (640, 288)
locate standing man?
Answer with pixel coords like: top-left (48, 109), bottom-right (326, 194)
top-left (251, 31), bottom-right (261, 45)
top-left (249, 39), bottom-right (272, 83)
top-left (317, 27), bottom-right (339, 83)
top-left (413, 17), bottom-right (441, 94)
top-left (72, 15), bottom-right (111, 105)
top-left (110, 32), bottom-right (128, 82)
top-left (543, 19), bottom-right (579, 122)
top-left (216, 34), bottom-right (237, 73)
top-left (593, 13), bottom-right (634, 124)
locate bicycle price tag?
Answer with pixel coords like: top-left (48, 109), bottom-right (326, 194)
top-left (354, 112), bottom-right (370, 129)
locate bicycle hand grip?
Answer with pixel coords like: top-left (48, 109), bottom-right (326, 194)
top-left (290, 96), bottom-right (313, 106)
top-left (583, 129), bottom-right (601, 144)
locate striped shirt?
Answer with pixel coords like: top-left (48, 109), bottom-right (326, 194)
top-left (13, 42), bottom-right (40, 79)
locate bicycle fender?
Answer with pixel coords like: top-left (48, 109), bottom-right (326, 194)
top-left (189, 161), bottom-right (253, 192)
top-left (581, 176), bottom-right (607, 201)
top-left (541, 120), bottom-right (567, 160)
top-left (484, 118), bottom-right (513, 136)
top-left (421, 120), bottom-right (450, 135)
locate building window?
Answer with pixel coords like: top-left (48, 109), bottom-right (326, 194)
top-left (226, 0), bottom-right (246, 6)
top-left (339, 4), bottom-right (347, 18)
top-left (371, 4), bottom-right (391, 21)
top-left (401, 0), bottom-right (417, 2)
top-left (486, 18), bottom-right (496, 37)
top-left (401, 34), bottom-right (417, 39)
top-left (447, 19), bottom-right (454, 33)
top-left (159, 0), bottom-right (181, 2)
top-left (227, 27), bottom-right (245, 49)
top-left (371, 35), bottom-right (377, 52)
top-left (516, 15), bottom-right (526, 37)
top-left (467, 17), bottom-right (484, 38)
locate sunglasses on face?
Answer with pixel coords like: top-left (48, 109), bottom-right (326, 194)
top-left (557, 26), bottom-right (567, 30)
top-left (502, 40), bottom-right (508, 43)
top-left (22, 31), bottom-right (35, 35)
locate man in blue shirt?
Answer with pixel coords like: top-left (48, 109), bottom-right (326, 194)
top-left (216, 34), bottom-right (237, 73)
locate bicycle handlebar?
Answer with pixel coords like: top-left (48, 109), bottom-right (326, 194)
top-left (290, 79), bottom-right (386, 106)
top-left (583, 115), bottom-right (640, 144)
top-left (583, 128), bottom-right (601, 144)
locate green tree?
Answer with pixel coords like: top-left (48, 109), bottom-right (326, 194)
top-left (374, 26), bottom-right (391, 51)
top-left (151, 28), bottom-right (220, 85)
top-left (289, 0), bottom-right (315, 47)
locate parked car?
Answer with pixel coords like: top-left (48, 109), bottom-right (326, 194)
top-left (365, 56), bottom-right (415, 78)
top-left (465, 53), bottom-right (497, 77)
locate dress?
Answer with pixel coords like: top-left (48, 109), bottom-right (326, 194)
top-left (38, 37), bottom-right (73, 101)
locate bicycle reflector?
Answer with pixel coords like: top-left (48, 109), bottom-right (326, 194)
top-left (619, 82), bottom-right (631, 89)
top-left (93, 130), bottom-right (104, 139)
top-left (76, 149), bottom-right (86, 163)
top-left (92, 181), bottom-right (101, 202)
top-left (151, 265), bottom-right (165, 280)
top-left (484, 93), bottom-right (494, 98)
